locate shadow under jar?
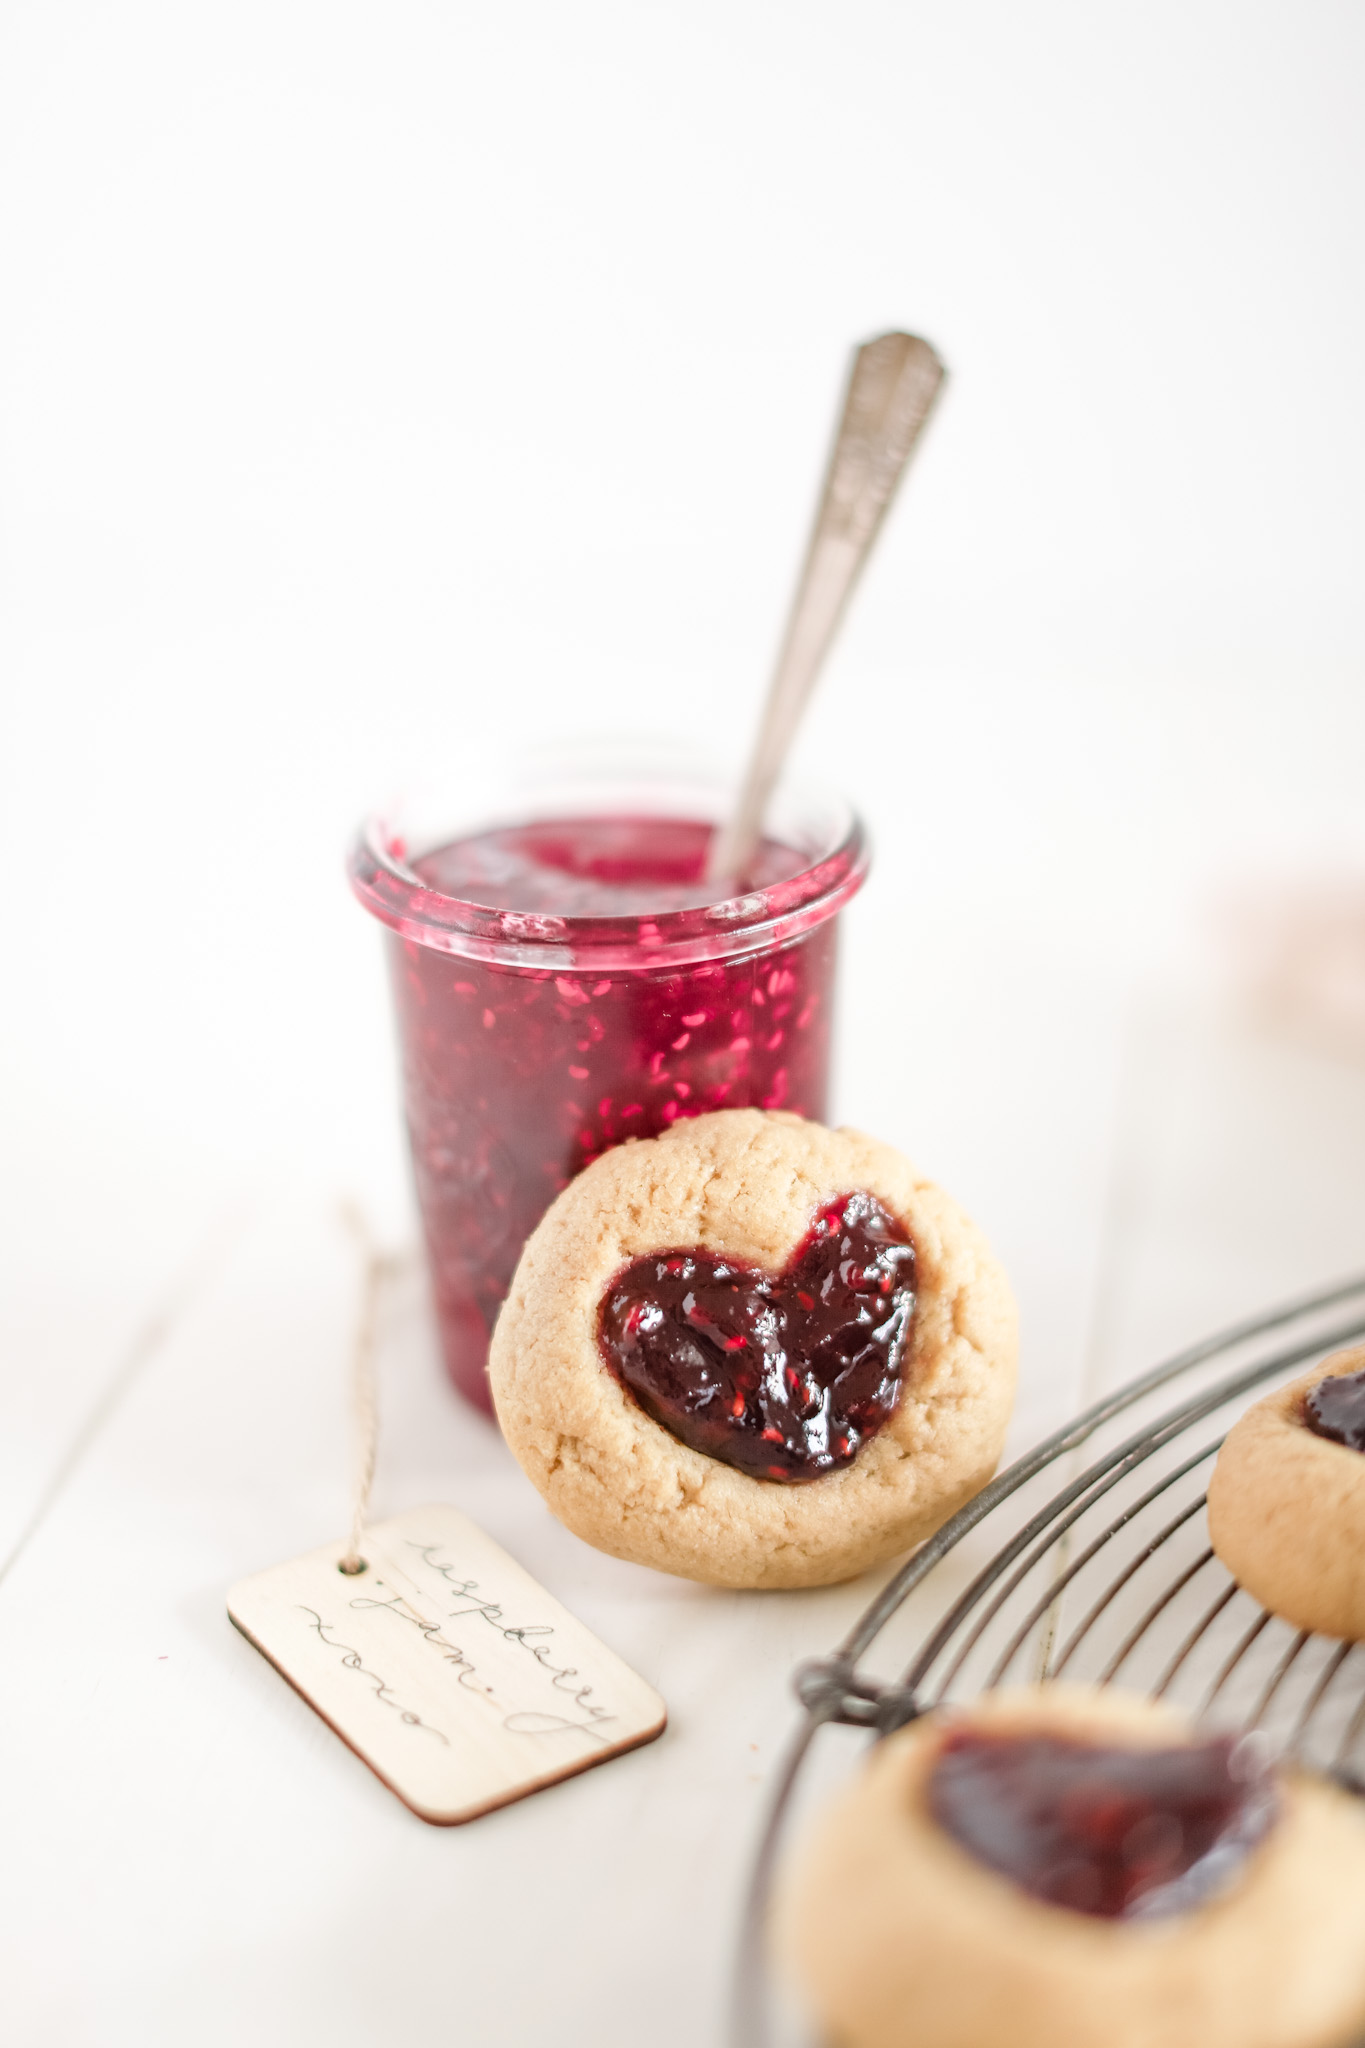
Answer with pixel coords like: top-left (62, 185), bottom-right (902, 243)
top-left (349, 765), bottom-right (868, 1412)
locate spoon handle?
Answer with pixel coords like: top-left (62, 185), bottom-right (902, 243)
top-left (706, 332), bottom-right (945, 885)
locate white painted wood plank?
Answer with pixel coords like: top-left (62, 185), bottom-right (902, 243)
top-left (1084, 992), bottom-right (1365, 1400)
top-left (0, 1109), bottom-right (244, 1567)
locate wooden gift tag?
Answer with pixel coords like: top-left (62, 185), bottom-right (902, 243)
top-left (228, 1502), bottom-right (666, 1824)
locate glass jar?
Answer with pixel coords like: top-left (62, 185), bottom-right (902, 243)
top-left (349, 758), bottom-right (868, 1411)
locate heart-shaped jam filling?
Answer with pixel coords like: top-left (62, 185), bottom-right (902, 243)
top-left (1305, 1367), bottom-right (1365, 1452)
top-left (927, 1729), bottom-right (1276, 1918)
top-left (597, 1191), bottom-right (915, 1483)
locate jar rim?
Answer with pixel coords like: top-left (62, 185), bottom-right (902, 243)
top-left (347, 776), bottom-right (868, 971)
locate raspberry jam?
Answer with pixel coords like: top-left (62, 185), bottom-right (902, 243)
top-left (927, 1729), bottom-right (1275, 1919)
top-left (351, 803), bottom-right (866, 1411)
top-left (1304, 1368), bottom-right (1365, 1452)
top-left (414, 816), bottom-right (808, 915)
top-left (597, 1193), bottom-right (914, 1482)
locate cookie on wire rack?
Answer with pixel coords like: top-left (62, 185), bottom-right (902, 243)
top-left (774, 1685), bottom-right (1365, 2048)
top-left (1208, 1343), bottom-right (1365, 1642)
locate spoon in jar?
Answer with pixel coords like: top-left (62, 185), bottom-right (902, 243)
top-left (705, 331), bottom-right (946, 887)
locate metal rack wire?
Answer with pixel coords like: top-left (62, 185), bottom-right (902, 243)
top-left (732, 1269), bottom-right (1365, 2048)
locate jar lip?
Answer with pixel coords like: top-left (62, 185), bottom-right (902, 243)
top-left (347, 780), bottom-right (869, 971)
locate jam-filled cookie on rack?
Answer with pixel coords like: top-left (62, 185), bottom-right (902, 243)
top-left (488, 1109), bottom-right (1017, 1588)
top-left (1208, 1342), bottom-right (1365, 1641)
top-left (775, 1686), bottom-right (1365, 2048)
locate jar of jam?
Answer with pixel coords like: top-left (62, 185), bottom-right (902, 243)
top-left (349, 759), bottom-right (868, 1411)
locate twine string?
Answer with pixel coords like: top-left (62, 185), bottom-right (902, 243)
top-left (338, 1204), bottom-right (388, 1575)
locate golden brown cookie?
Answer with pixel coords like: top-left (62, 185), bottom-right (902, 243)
top-left (488, 1109), bottom-right (1017, 1588)
top-left (774, 1686), bottom-right (1365, 2048)
top-left (1207, 1343), bottom-right (1365, 1641)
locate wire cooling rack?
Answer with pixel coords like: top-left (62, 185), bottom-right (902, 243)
top-left (732, 1270), bottom-right (1365, 2048)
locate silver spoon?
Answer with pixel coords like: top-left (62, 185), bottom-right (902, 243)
top-left (705, 331), bottom-right (946, 886)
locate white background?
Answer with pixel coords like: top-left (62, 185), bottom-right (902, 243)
top-left (3, 6), bottom-right (1365, 2044)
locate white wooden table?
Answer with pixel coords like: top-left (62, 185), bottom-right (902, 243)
top-left (5, 963), bottom-right (1364, 2048)
top-left (4, 4), bottom-right (1364, 2037)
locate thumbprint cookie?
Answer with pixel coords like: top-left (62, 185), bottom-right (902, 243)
top-left (488, 1109), bottom-right (1017, 1588)
top-left (775, 1685), bottom-right (1365, 2048)
top-left (1208, 1343), bottom-right (1365, 1642)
